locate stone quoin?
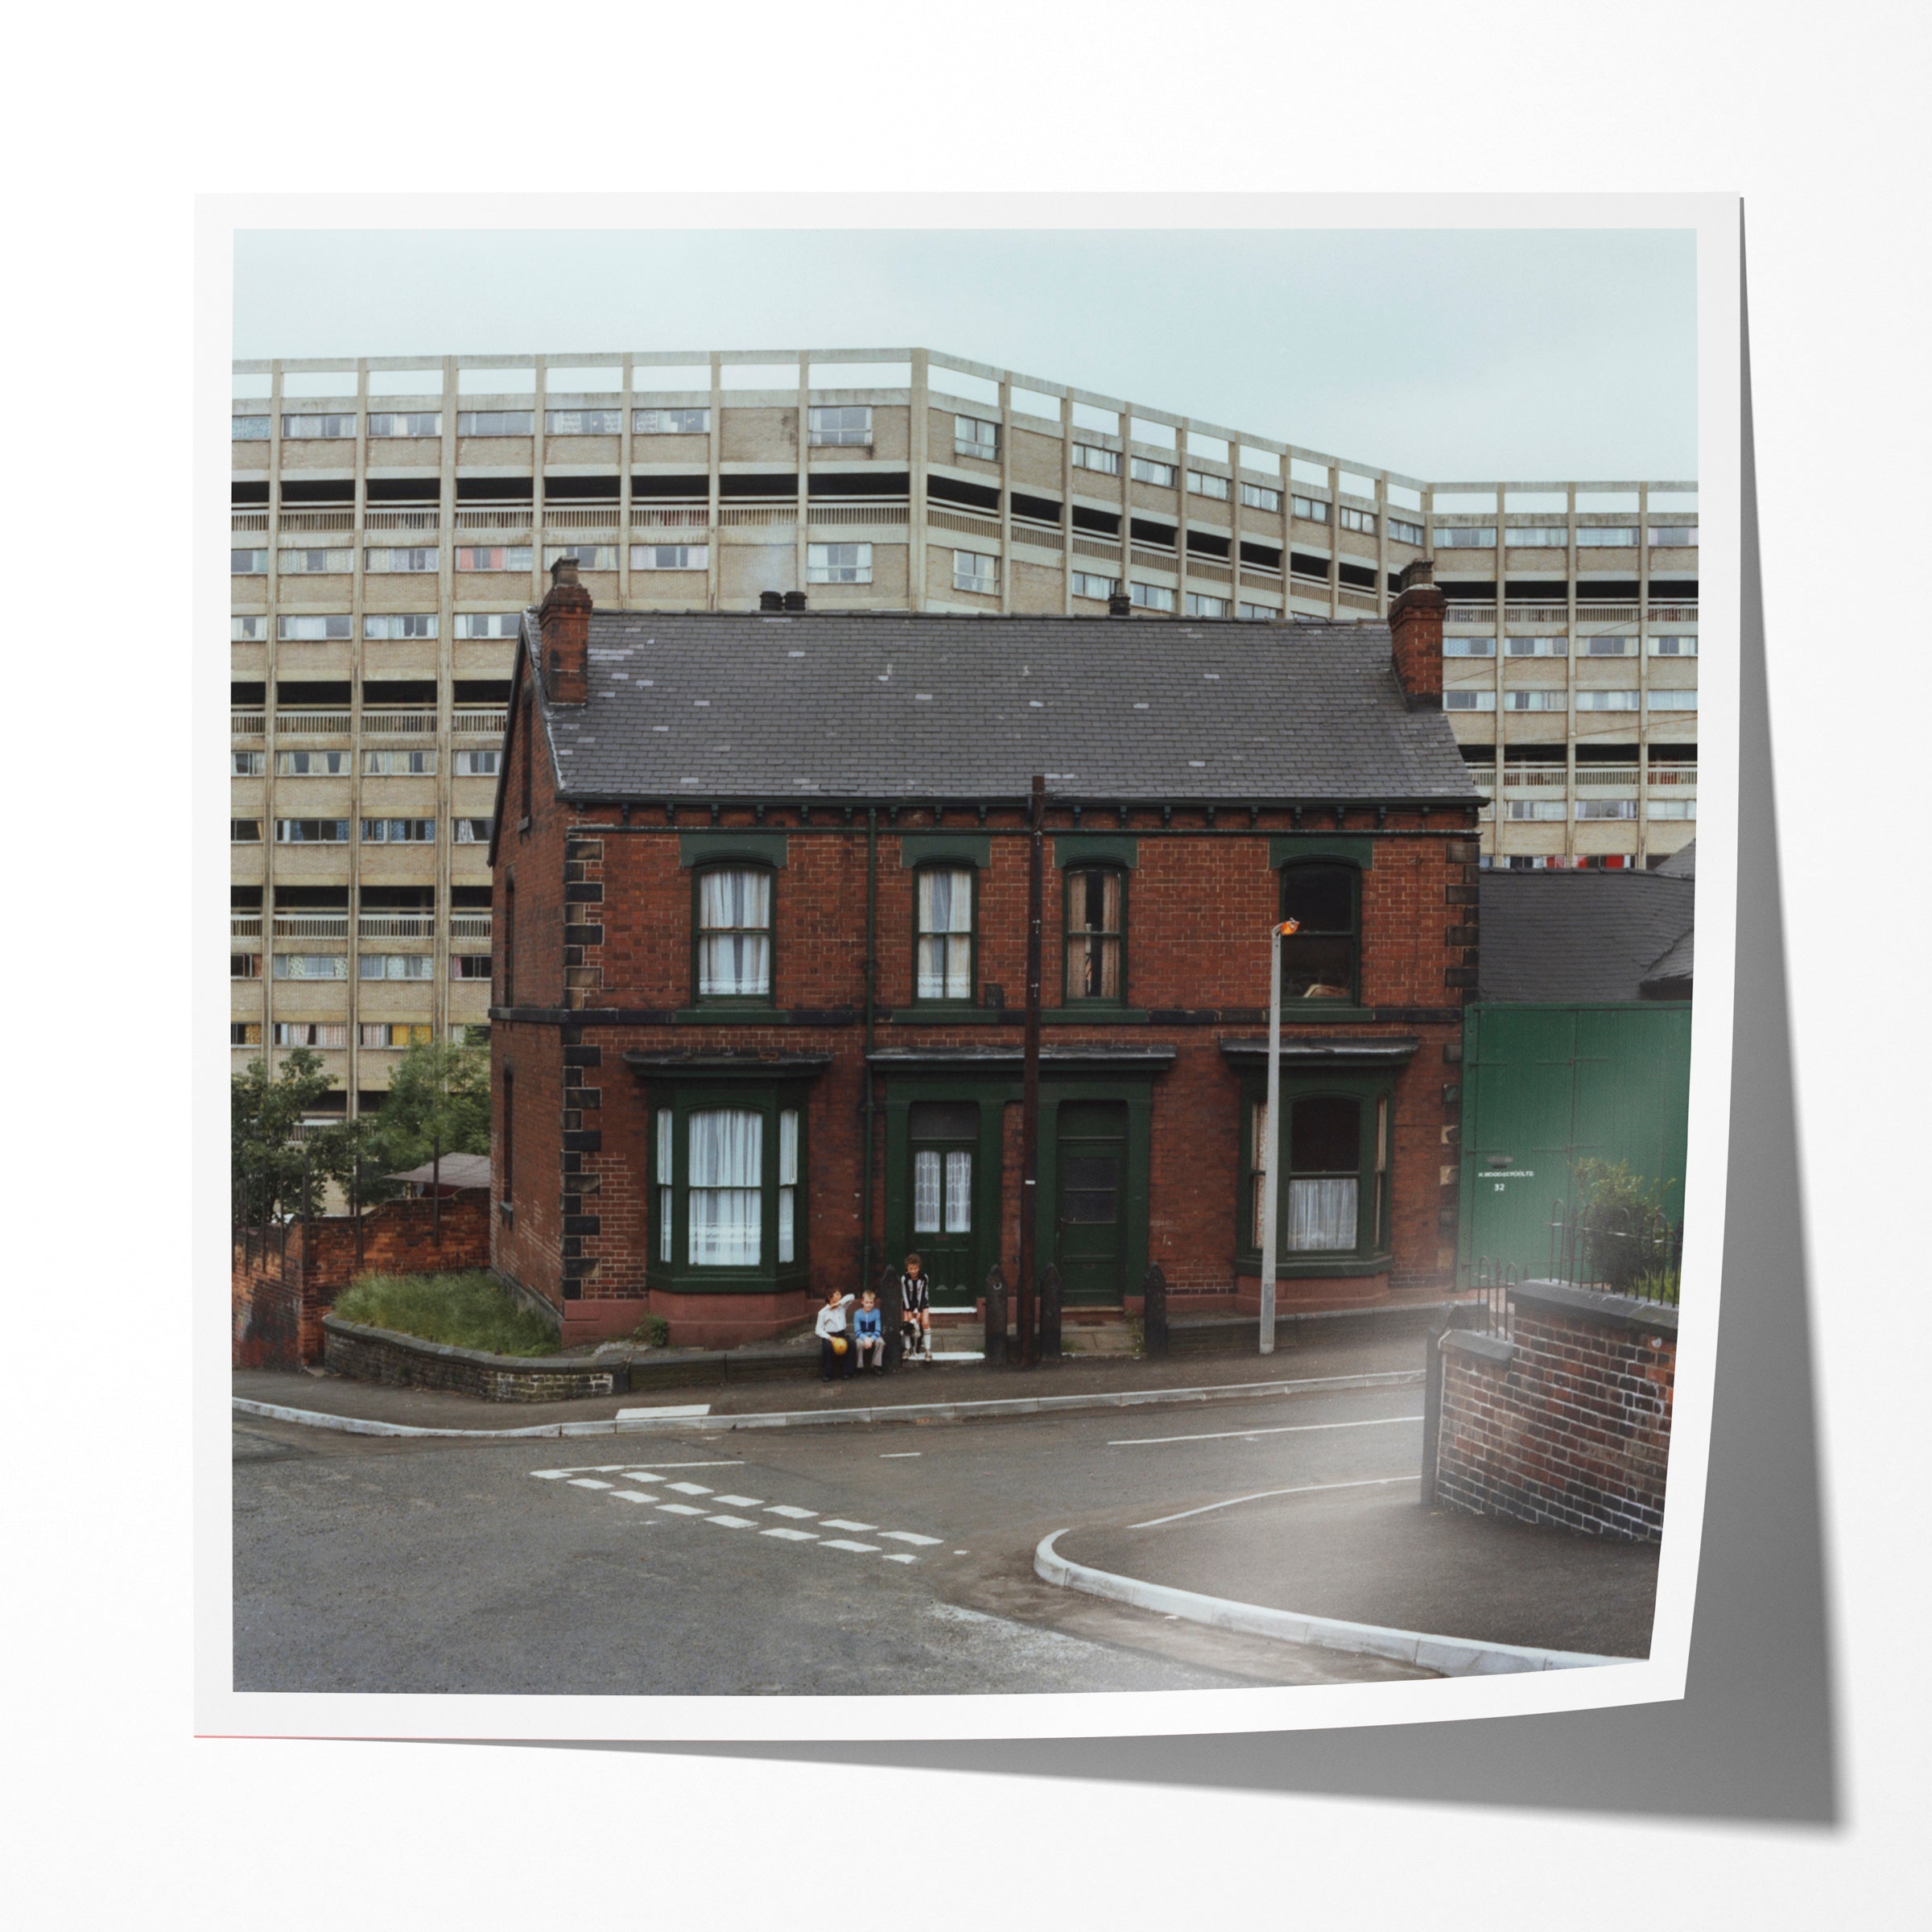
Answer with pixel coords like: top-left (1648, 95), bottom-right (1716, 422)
top-left (488, 562), bottom-right (1482, 1349)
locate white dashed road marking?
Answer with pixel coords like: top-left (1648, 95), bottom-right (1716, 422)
top-left (765, 1505), bottom-right (817, 1519)
top-left (713, 1494), bottom-right (765, 1507)
top-left (823, 1539), bottom-right (881, 1554)
top-left (611, 1491), bottom-right (656, 1504)
top-left (568, 1479), bottom-right (613, 1490)
top-left (706, 1515), bottom-right (759, 1529)
top-left (821, 1518), bottom-right (877, 1533)
top-left (656, 1503), bottom-right (707, 1517)
top-left (881, 1531), bottom-right (943, 1546)
top-left (666, 1482), bottom-right (713, 1495)
top-left (762, 1527), bottom-right (818, 1542)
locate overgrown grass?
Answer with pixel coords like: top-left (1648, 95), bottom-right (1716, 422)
top-left (333, 1270), bottom-right (559, 1357)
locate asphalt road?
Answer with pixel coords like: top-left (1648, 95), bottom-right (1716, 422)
top-left (233, 1379), bottom-right (1436, 1695)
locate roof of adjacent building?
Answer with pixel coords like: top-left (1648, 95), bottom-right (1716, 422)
top-left (1653, 838), bottom-right (1697, 878)
top-left (519, 609), bottom-right (1477, 805)
top-left (1477, 871), bottom-right (1696, 1003)
top-left (388, 1153), bottom-right (493, 1191)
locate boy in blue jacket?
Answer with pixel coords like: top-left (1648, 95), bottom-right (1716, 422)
top-left (851, 1288), bottom-right (886, 1372)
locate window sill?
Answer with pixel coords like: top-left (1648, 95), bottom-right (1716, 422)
top-left (673, 1006), bottom-right (786, 1025)
top-left (1232, 1252), bottom-right (1392, 1278)
top-left (1269, 1005), bottom-right (1373, 1023)
top-left (887, 1005), bottom-right (1004, 1025)
top-left (1041, 1007), bottom-right (1149, 1025)
top-left (497, 1201), bottom-right (514, 1221)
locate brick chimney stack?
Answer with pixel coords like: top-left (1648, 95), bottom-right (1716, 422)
top-left (1389, 556), bottom-right (1446, 710)
top-left (538, 555), bottom-right (592, 707)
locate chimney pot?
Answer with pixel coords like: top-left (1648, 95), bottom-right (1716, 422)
top-left (782, 589), bottom-right (807, 612)
top-left (759, 590), bottom-right (785, 612)
top-left (1107, 592), bottom-right (1132, 617)
top-left (550, 553), bottom-right (581, 588)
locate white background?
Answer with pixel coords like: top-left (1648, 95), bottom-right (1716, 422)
top-left (5, 2), bottom-right (1925, 1924)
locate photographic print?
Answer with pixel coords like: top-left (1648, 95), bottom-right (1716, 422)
top-left (208, 200), bottom-right (1737, 1740)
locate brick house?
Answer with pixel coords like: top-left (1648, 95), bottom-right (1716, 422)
top-left (489, 559), bottom-right (1479, 1348)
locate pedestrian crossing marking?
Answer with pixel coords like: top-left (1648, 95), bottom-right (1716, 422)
top-left (656, 1502), bottom-right (707, 1517)
top-left (821, 1518), bottom-right (877, 1533)
top-left (706, 1514), bottom-right (759, 1529)
top-left (665, 1481), bottom-right (712, 1496)
top-left (568, 1479), bottom-right (613, 1490)
top-left (822, 1538), bottom-right (881, 1554)
top-left (713, 1494), bottom-right (765, 1507)
top-left (765, 1505), bottom-right (817, 1519)
top-left (880, 1531), bottom-right (942, 1546)
top-left (761, 1526), bottom-right (818, 1542)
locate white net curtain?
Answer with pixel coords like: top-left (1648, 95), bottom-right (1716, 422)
top-left (698, 869), bottom-right (771, 997)
top-left (912, 1148), bottom-right (973, 1235)
top-left (687, 1108), bottom-right (762, 1265)
top-left (916, 866), bottom-right (974, 999)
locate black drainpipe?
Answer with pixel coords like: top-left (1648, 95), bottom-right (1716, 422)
top-left (860, 805), bottom-right (878, 1289)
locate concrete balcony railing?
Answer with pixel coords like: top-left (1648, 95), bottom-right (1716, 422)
top-left (453, 507), bottom-right (535, 533)
top-left (1502, 767), bottom-right (1569, 791)
top-left (232, 710), bottom-right (266, 737)
top-left (278, 509), bottom-right (356, 534)
top-left (1466, 763), bottom-right (1697, 796)
top-left (452, 708), bottom-right (507, 737)
top-left (1575, 766), bottom-right (1641, 790)
top-left (361, 708), bottom-right (437, 737)
top-left (358, 913), bottom-right (436, 939)
top-left (232, 510), bottom-right (269, 534)
top-left (230, 913), bottom-right (264, 938)
top-left (1443, 601), bottom-right (1699, 629)
top-left (1647, 763), bottom-right (1699, 788)
top-left (631, 506), bottom-right (712, 530)
top-left (449, 913), bottom-right (493, 941)
top-left (365, 509), bottom-right (439, 533)
top-left (272, 914), bottom-right (349, 939)
top-left (275, 710), bottom-right (351, 736)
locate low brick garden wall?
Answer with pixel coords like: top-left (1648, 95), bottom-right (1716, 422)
top-left (1425, 1280), bottom-right (1677, 1542)
top-left (321, 1315), bottom-right (625, 1403)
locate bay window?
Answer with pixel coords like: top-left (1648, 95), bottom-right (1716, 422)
top-left (1242, 1084), bottom-right (1393, 1266)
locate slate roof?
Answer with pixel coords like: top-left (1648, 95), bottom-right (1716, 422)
top-left (1640, 925), bottom-right (1695, 995)
top-left (519, 609), bottom-right (1477, 805)
top-left (1478, 871), bottom-right (1696, 1003)
top-left (1653, 837), bottom-right (1697, 878)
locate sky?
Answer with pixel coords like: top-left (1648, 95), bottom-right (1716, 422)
top-left (233, 226), bottom-right (1697, 483)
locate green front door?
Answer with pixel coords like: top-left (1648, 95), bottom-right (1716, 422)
top-left (1055, 1100), bottom-right (1128, 1306)
top-left (907, 1100), bottom-right (979, 1310)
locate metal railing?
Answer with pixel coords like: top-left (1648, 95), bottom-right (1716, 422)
top-left (278, 510), bottom-right (355, 534)
top-left (357, 913), bottom-right (435, 938)
top-left (454, 508), bottom-right (534, 532)
top-left (1575, 766), bottom-right (1641, 789)
top-left (1543, 1196), bottom-right (1682, 1303)
top-left (272, 914), bottom-right (349, 938)
top-left (366, 509), bottom-right (439, 532)
top-left (361, 708), bottom-right (437, 736)
top-left (631, 506), bottom-right (712, 529)
top-left (810, 504), bottom-right (910, 527)
top-left (275, 710), bottom-right (351, 735)
top-left (544, 506), bottom-right (621, 530)
top-left (1502, 766), bottom-right (1568, 790)
top-left (1648, 763), bottom-right (1698, 787)
top-left (452, 708), bottom-right (507, 736)
top-left (449, 913), bottom-right (493, 940)
top-left (232, 710), bottom-right (266, 736)
top-left (229, 914), bottom-right (263, 937)
top-left (231, 511), bottom-right (269, 533)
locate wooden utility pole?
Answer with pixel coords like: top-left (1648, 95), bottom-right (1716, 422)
top-left (1018, 774), bottom-right (1046, 1366)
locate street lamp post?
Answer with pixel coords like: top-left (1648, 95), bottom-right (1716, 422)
top-left (1258, 918), bottom-right (1298, 1355)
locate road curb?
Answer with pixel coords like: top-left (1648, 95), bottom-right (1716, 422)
top-left (232, 1368), bottom-right (1425, 1443)
top-left (1033, 1528), bottom-right (1633, 1677)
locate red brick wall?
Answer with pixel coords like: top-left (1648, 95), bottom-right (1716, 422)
top-left (1433, 1294), bottom-right (1676, 1542)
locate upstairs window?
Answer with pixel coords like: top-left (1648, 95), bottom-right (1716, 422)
top-left (279, 548), bottom-right (353, 574)
top-left (1443, 689), bottom-right (1496, 711)
top-left (543, 546), bottom-right (618, 571)
top-left (696, 867), bottom-right (773, 1002)
top-left (365, 547), bottom-right (440, 573)
top-left (1649, 634), bottom-right (1698, 656)
top-left (1071, 571), bottom-right (1119, 601)
top-left (281, 414), bottom-right (356, 439)
top-left (453, 612), bottom-right (523, 638)
top-left (456, 411), bottom-right (534, 436)
top-left (955, 415), bottom-right (999, 463)
top-left (232, 415), bottom-right (270, 440)
top-left (1578, 526), bottom-right (1638, 547)
top-left (1064, 867), bottom-right (1125, 1004)
top-left (1132, 456), bottom-right (1176, 488)
top-left (807, 405), bottom-right (871, 448)
top-left (1187, 470), bottom-right (1231, 501)
top-left (275, 818), bottom-right (349, 843)
top-left (914, 866), bottom-right (976, 1002)
top-left (1436, 526), bottom-right (1496, 547)
top-left (1278, 863), bottom-right (1358, 1003)
top-left (807, 542), bottom-right (871, 584)
top-left (456, 546), bottom-right (532, 572)
top-left (360, 954), bottom-right (435, 980)
top-left (232, 751), bottom-right (265, 776)
top-left (635, 407), bottom-right (710, 435)
top-left (952, 551), bottom-right (998, 597)
top-left (1507, 526), bottom-right (1568, 547)
top-left (1129, 581), bottom-right (1175, 613)
top-left (1649, 524), bottom-right (1699, 546)
top-left (1337, 506), bottom-right (1377, 535)
top-left (632, 544), bottom-right (708, 570)
top-left (544, 408), bottom-right (621, 435)
top-left (361, 817), bottom-right (437, 843)
top-left (279, 614), bottom-right (353, 641)
top-left (1241, 481), bottom-right (1282, 513)
top-left (365, 613), bottom-right (438, 638)
top-left (1071, 443), bottom-right (1121, 477)
top-left (1506, 635), bottom-right (1567, 656)
top-left (1290, 495), bottom-right (1330, 525)
top-left (367, 411), bottom-right (441, 437)
top-left (1444, 636), bottom-right (1496, 656)
top-left (1389, 517), bottom-right (1424, 545)
top-left (362, 750), bottom-right (435, 775)
top-left (231, 550), bottom-right (268, 575)
top-left (278, 751), bottom-right (351, 776)
top-left (231, 615), bottom-right (268, 641)
top-left (1184, 592), bottom-right (1228, 619)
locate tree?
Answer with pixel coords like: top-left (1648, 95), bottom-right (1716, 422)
top-left (362, 1038), bottom-right (492, 1179)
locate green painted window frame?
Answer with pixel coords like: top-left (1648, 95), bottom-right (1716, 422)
top-left (1061, 862), bottom-right (1130, 1009)
top-left (1277, 858), bottom-right (1363, 1008)
top-left (646, 1077), bottom-right (812, 1296)
top-left (908, 860), bottom-right (980, 1011)
top-left (1236, 1071), bottom-right (1395, 1274)
top-left (690, 860), bottom-right (778, 1010)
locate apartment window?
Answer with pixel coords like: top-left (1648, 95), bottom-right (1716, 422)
top-left (807, 405), bottom-right (872, 448)
top-left (1649, 634), bottom-right (1699, 656)
top-left (1583, 635), bottom-right (1634, 655)
top-left (230, 1022), bottom-right (263, 1046)
top-left (1279, 864), bottom-right (1359, 1002)
top-left (367, 411), bottom-right (441, 438)
top-left (1239, 602), bottom-right (1277, 621)
top-left (1071, 572), bottom-right (1119, 601)
top-left (1507, 526), bottom-right (1568, 547)
top-left (456, 547), bottom-right (533, 572)
top-left (914, 866), bottom-right (976, 1002)
top-left (1129, 581), bottom-right (1176, 613)
top-left (1064, 867), bottom-right (1125, 1004)
top-left (362, 749), bottom-right (436, 776)
top-left (456, 411), bottom-right (535, 436)
top-left (453, 818), bottom-right (494, 844)
top-left (953, 551), bottom-right (999, 597)
top-left (1436, 526), bottom-right (1496, 547)
top-left (634, 407), bottom-right (709, 435)
top-left (1132, 457), bottom-right (1177, 488)
top-left (545, 408), bottom-right (621, 435)
top-left (448, 1023), bottom-right (488, 1047)
top-left (274, 955), bottom-right (349, 980)
top-left (365, 547), bottom-right (439, 573)
top-left (232, 751), bottom-right (265, 776)
top-left (361, 954), bottom-right (435, 981)
top-left (275, 818), bottom-right (349, 842)
top-left (543, 546), bottom-right (618, 571)
top-left (232, 550), bottom-right (268, 574)
top-left (274, 1022), bottom-right (349, 1046)
top-left (956, 415), bottom-right (999, 463)
top-left (1389, 517), bottom-right (1424, 546)
top-left (1443, 690), bottom-right (1497, 712)
top-left (807, 542), bottom-right (872, 584)
top-left (453, 612), bottom-right (522, 638)
top-left (631, 544), bottom-right (708, 571)
top-left (696, 866), bottom-right (774, 1002)
top-left (277, 751), bottom-right (351, 776)
top-left (231, 615), bottom-right (267, 641)
top-left (1443, 636), bottom-right (1496, 657)
top-left (1245, 1088), bottom-right (1391, 1261)
top-left (1506, 635), bottom-right (1567, 656)
top-left (1506, 690), bottom-right (1571, 712)
top-left (1506, 800), bottom-right (1568, 820)
top-left (279, 548), bottom-right (353, 574)
top-left (1242, 482), bottom-right (1282, 513)
top-left (1649, 801), bottom-right (1698, 819)
top-left (1185, 592), bottom-right (1229, 619)
top-left (281, 414), bottom-right (357, 439)
top-left (231, 953), bottom-right (262, 980)
top-left (453, 749), bottom-right (500, 776)
top-left (1071, 444), bottom-right (1121, 477)
top-left (1578, 526), bottom-right (1638, 547)
top-left (361, 1023), bottom-right (434, 1047)
top-left (365, 613), bottom-right (438, 639)
top-left (233, 415), bottom-right (270, 440)
top-left (449, 955), bottom-right (493, 979)
top-left (278, 613), bottom-right (353, 642)
top-left (1576, 800), bottom-right (1639, 820)
top-left (1187, 471), bottom-right (1232, 502)
top-left (1572, 691), bottom-right (1640, 712)
top-left (1337, 506), bottom-right (1377, 535)
top-left (1290, 495), bottom-right (1330, 524)
top-left (230, 818), bottom-right (262, 842)
top-left (1650, 525), bottom-right (1699, 547)
top-left (361, 818), bottom-right (436, 844)
top-left (1648, 690), bottom-right (1699, 711)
